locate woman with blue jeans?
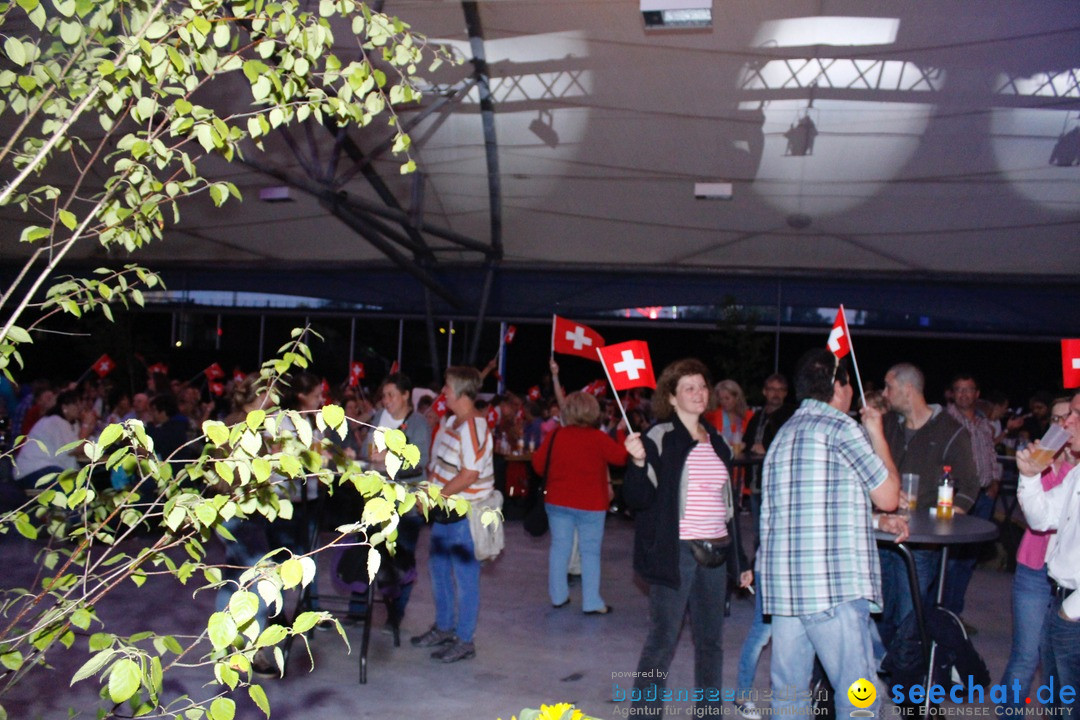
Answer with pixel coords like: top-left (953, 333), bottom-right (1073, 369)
top-left (999, 398), bottom-right (1074, 709)
top-left (411, 366), bottom-right (494, 663)
top-left (623, 359), bottom-right (752, 717)
top-left (532, 391), bottom-right (627, 613)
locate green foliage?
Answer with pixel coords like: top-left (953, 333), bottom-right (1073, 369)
top-left (0, 329), bottom-right (466, 717)
top-left (0, 1), bottom-right (463, 715)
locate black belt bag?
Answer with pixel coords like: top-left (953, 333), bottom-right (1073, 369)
top-left (687, 536), bottom-right (730, 568)
top-left (1049, 578), bottom-right (1072, 600)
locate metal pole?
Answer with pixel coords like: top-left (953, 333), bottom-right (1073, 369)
top-left (774, 280), bottom-right (782, 373)
top-left (446, 319), bottom-right (454, 369)
top-left (215, 314), bottom-right (222, 351)
top-left (424, 289), bottom-right (441, 382)
top-left (348, 317), bottom-right (356, 367)
top-left (497, 322), bottom-right (506, 395)
top-left (397, 318), bottom-right (404, 371)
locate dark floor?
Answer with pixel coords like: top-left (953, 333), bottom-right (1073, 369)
top-left (1, 509), bottom-right (1032, 719)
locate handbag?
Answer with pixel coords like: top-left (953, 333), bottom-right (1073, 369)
top-left (468, 490), bottom-right (505, 561)
top-left (688, 536), bottom-right (730, 568)
top-left (523, 429), bottom-right (559, 537)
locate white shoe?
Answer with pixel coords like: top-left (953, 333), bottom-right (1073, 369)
top-left (735, 701), bottom-right (762, 720)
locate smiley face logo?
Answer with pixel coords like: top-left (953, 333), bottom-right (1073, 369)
top-left (847, 678), bottom-right (876, 709)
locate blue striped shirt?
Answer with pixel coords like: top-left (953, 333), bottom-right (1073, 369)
top-left (759, 399), bottom-right (888, 616)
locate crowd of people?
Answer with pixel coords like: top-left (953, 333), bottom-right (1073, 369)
top-left (0, 348), bottom-right (1077, 714)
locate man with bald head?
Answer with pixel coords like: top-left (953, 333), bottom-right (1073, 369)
top-left (877, 362), bottom-right (978, 648)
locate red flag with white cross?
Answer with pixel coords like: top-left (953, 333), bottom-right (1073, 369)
top-left (598, 341), bottom-right (656, 392)
top-left (204, 362), bottom-right (225, 380)
top-left (504, 325), bottom-right (517, 344)
top-left (552, 315), bottom-right (605, 361)
top-left (92, 354), bottom-right (115, 378)
top-left (827, 306), bottom-right (851, 358)
top-left (349, 361), bottom-right (365, 387)
top-left (433, 393), bottom-right (448, 417)
top-left (1063, 339), bottom-right (1080, 388)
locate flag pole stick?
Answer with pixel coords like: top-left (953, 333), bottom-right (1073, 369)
top-left (497, 322), bottom-right (506, 395)
top-left (550, 313), bottom-right (556, 360)
top-left (841, 305), bottom-right (867, 408)
top-left (597, 348), bottom-right (632, 432)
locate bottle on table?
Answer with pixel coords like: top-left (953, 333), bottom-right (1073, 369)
top-left (936, 464), bottom-right (954, 520)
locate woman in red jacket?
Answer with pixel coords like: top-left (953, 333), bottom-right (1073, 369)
top-left (532, 391), bottom-right (628, 613)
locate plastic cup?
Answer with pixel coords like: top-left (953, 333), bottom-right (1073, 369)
top-left (901, 474), bottom-right (920, 517)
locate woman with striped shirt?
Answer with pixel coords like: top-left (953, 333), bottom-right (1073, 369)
top-left (623, 358), bottom-right (753, 717)
top-left (410, 366), bottom-right (494, 663)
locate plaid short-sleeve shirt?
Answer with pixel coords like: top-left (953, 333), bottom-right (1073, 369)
top-left (759, 399), bottom-right (889, 616)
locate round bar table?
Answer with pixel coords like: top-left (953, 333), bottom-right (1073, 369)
top-left (877, 512), bottom-right (998, 714)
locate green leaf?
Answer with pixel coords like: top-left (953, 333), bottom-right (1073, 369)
top-left (249, 684), bottom-right (270, 718)
top-left (58, 209), bottom-right (77, 230)
top-left (207, 612), bottom-right (237, 651)
top-left (292, 611), bottom-right (321, 634)
top-left (4, 325), bottom-right (31, 344)
top-left (14, 512), bottom-right (37, 540)
top-left (194, 503), bottom-right (216, 527)
top-left (0, 650), bottom-right (23, 672)
top-left (4, 37), bottom-right (27, 66)
top-left (245, 409), bottom-right (266, 430)
top-left (228, 591), bottom-right (259, 628)
top-left (254, 624), bottom-right (288, 648)
top-left (71, 648), bottom-right (115, 685)
top-left (383, 428), bottom-right (406, 453)
top-left (70, 608), bottom-right (92, 630)
top-left (107, 658), bottom-right (141, 704)
top-left (209, 697), bottom-right (235, 720)
top-left (98, 423), bottom-right (123, 449)
top-left (320, 404), bottom-right (344, 431)
top-left (279, 557), bottom-right (302, 589)
top-left (19, 225), bottom-right (50, 243)
top-left (204, 421), bottom-right (229, 447)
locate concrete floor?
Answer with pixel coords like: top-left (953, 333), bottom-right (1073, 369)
top-left (2, 511), bottom-right (1026, 719)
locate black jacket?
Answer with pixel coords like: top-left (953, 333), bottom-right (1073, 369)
top-left (742, 403), bottom-right (796, 491)
top-left (623, 416), bottom-right (747, 589)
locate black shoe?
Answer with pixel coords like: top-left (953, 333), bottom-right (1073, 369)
top-left (432, 639), bottom-right (475, 663)
top-left (411, 625), bottom-right (456, 647)
top-left (552, 598), bottom-right (570, 609)
top-left (584, 605), bottom-right (613, 615)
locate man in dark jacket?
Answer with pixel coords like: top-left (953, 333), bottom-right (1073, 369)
top-left (742, 373), bottom-right (795, 545)
top-left (878, 362), bottom-right (978, 648)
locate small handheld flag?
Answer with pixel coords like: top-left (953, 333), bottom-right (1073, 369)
top-left (91, 354), bottom-right (115, 378)
top-left (827, 305), bottom-right (865, 407)
top-left (553, 315), bottom-right (605, 361)
top-left (598, 340), bottom-right (656, 432)
top-left (1063, 339), bottom-right (1080, 389)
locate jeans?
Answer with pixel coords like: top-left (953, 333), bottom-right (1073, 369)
top-left (633, 541), bottom-right (727, 716)
top-left (737, 582), bottom-right (771, 700)
top-left (943, 490), bottom-right (994, 614)
top-left (429, 518), bottom-right (480, 643)
top-left (1040, 594), bottom-right (1080, 710)
top-left (999, 564), bottom-right (1051, 709)
top-left (546, 504), bottom-right (606, 611)
top-left (878, 546), bottom-right (940, 649)
top-left (771, 598), bottom-right (880, 717)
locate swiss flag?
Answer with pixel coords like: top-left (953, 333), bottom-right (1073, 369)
top-left (233, 368), bottom-right (246, 384)
top-left (552, 315), bottom-right (605, 360)
top-left (827, 306), bottom-right (852, 358)
top-left (389, 360), bottom-right (400, 374)
top-left (485, 404), bottom-right (499, 429)
top-left (1063, 339), bottom-right (1080, 388)
top-left (433, 393), bottom-right (448, 417)
top-left (527, 385), bottom-right (542, 402)
top-left (92, 353), bottom-right (115, 378)
top-left (349, 361), bottom-right (365, 387)
top-left (582, 379), bottom-right (607, 398)
top-left (504, 325), bottom-right (517, 344)
top-left (147, 362), bottom-right (169, 376)
top-left (598, 341), bottom-right (656, 392)
top-left (204, 362), bottom-right (225, 380)
top-left (209, 381), bottom-right (225, 396)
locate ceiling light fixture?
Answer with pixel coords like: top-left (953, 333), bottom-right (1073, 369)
top-left (641, 0), bottom-right (712, 30)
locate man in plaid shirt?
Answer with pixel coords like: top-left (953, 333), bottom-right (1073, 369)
top-left (759, 349), bottom-right (900, 716)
